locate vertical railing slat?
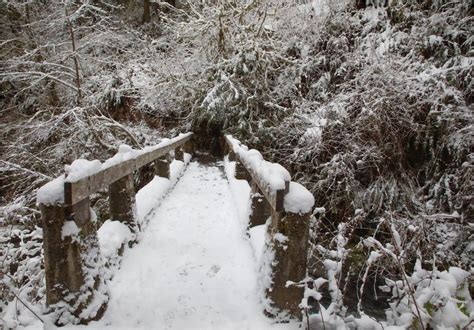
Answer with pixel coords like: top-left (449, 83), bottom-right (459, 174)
top-left (109, 173), bottom-right (138, 233)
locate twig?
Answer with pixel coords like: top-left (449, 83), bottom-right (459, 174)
top-left (1, 275), bottom-right (44, 324)
top-left (305, 308), bottom-right (310, 330)
top-left (0, 160), bottom-right (52, 180)
top-left (317, 301), bottom-right (326, 330)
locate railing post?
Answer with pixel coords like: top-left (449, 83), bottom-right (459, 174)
top-left (109, 173), bottom-right (138, 233)
top-left (183, 138), bottom-right (195, 155)
top-left (154, 154), bottom-right (171, 179)
top-left (249, 182), bottom-right (272, 227)
top-left (175, 146), bottom-right (184, 161)
top-left (135, 163), bottom-right (155, 192)
top-left (41, 203), bottom-right (84, 306)
top-left (264, 210), bottom-right (311, 320)
top-left (235, 160), bottom-right (252, 181)
top-left (41, 193), bottom-right (107, 323)
top-left (228, 148), bottom-right (236, 162)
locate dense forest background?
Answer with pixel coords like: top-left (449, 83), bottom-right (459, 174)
top-left (1, 0), bottom-right (472, 328)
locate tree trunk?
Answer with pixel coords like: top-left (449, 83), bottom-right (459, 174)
top-left (65, 7), bottom-right (82, 103)
top-left (356, 0), bottom-right (367, 9)
top-left (143, 0), bottom-right (151, 24)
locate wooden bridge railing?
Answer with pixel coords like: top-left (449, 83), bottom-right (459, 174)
top-left (224, 135), bottom-right (315, 320)
top-left (37, 133), bottom-right (194, 323)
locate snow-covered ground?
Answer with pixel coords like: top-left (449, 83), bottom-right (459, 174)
top-left (36, 161), bottom-right (296, 330)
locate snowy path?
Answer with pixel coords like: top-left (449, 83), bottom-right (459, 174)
top-left (86, 161), bottom-right (294, 330)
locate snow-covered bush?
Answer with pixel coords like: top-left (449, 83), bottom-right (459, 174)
top-left (0, 1), bottom-right (161, 325)
top-left (383, 261), bottom-right (472, 329)
top-left (0, 225), bottom-right (44, 328)
top-left (239, 0), bottom-right (473, 325)
top-left (363, 221), bottom-right (473, 329)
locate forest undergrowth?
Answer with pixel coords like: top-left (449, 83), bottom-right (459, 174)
top-left (1, 0), bottom-right (472, 328)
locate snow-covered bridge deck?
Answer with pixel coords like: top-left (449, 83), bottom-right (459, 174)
top-left (90, 161), bottom-right (293, 329)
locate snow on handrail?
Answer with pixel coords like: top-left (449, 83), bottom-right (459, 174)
top-left (225, 135), bottom-right (314, 213)
top-left (37, 133), bottom-right (193, 206)
top-left (225, 134), bottom-right (315, 319)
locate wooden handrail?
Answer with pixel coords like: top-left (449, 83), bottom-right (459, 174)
top-left (64, 133), bottom-right (193, 205)
top-left (224, 135), bottom-right (289, 212)
top-left (224, 134), bottom-right (314, 320)
top-left (38, 132), bottom-right (194, 324)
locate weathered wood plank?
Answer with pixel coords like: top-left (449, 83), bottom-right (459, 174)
top-left (109, 173), bottom-right (138, 233)
top-left (249, 182), bottom-right (272, 227)
top-left (235, 160), bottom-right (252, 182)
top-left (133, 134), bottom-right (192, 169)
top-left (90, 159), bottom-right (136, 195)
top-left (183, 139), bottom-right (195, 155)
top-left (41, 203), bottom-right (84, 306)
top-left (65, 134), bottom-right (193, 205)
top-left (175, 146), bottom-right (184, 161)
top-left (265, 210), bottom-right (311, 319)
top-left (155, 154), bottom-right (172, 179)
top-left (64, 179), bottom-right (89, 206)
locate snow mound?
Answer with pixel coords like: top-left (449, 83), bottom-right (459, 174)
top-left (136, 177), bottom-right (170, 222)
top-left (224, 155), bottom-right (252, 226)
top-left (136, 153), bottom-right (191, 223)
top-left (248, 224), bottom-right (267, 264)
top-left (61, 221), bottom-right (80, 240)
top-left (97, 220), bottom-right (132, 258)
top-left (65, 159), bottom-right (102, 182)
top-left (284, 182), bottom-right (315, 214)
top-left (36, 174), bottom-right (65, 204)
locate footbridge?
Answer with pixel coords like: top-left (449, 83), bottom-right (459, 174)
top-left (37, 133), bottom-right (315, 328)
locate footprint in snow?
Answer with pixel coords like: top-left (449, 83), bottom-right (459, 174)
top-left (178, 294), bottom-right (191, 307)
top-left (163, 309), bottom-right (176, 326)
top-left (206, 265), bottom-right (221, 277)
